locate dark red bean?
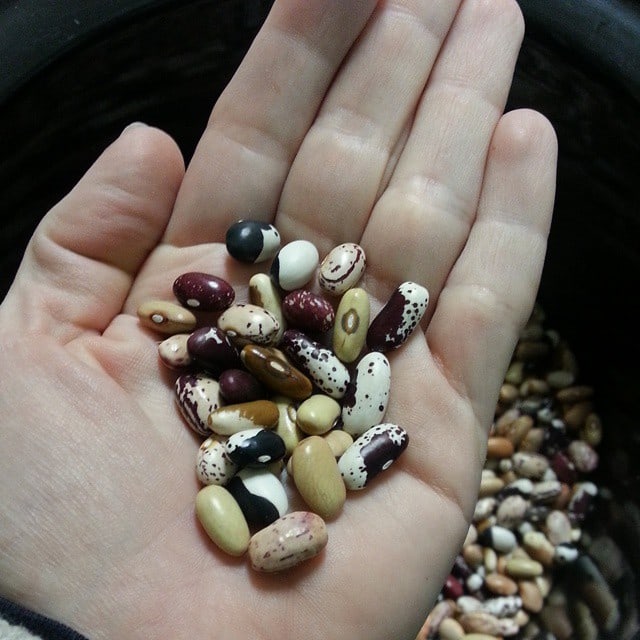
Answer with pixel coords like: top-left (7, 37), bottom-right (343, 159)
top-left (218, 369), bottom-right (267, 404)
top-left (282, 289), bottom-right (335, 333)
top-left (187, 326), bottom-right (241, 374)
top-left (173, 272), bottom-right (235, 312)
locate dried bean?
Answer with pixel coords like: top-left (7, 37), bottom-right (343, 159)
top-left (158, 333), bottom-right (192, 369)
top-left (270, 240), bottom-right (319, 291)
top-left (208, 400), bottom-right (279, 436)
top-left (172, 272), bottom-right (235, 311)
top-left (137, 300), bottom-right (196, 334)
top-left (218, 303), bottom-right (280, 346)
top-left (225, 220), bottom-right (281, 264)
top-left (282, 289), bottom-right (335, 333)
top-left (248, 511), bottom-right (328, 572)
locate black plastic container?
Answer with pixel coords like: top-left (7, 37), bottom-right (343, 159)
top-left (1, 0), bottom-right (638, 636)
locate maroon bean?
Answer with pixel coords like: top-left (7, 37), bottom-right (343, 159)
top-left (173, 272), bottom-right (235, 312)
top-left (218, 369), bottom-right (267, 404)
top-left (187, 326), bottom-right (241, 374)
top-left (282, 289), bottom-right (335, 333)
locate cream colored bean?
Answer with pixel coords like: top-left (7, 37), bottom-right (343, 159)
top-left (323, 429), bottom-right (353, 457)
top-left (332, 287), bottom-right (370, 363)
top-left (195, 485), bottom-right (250, 557)
top-left (296, 394), bottom-right (341, 435)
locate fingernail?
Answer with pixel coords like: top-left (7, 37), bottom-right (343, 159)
top-left (121, 121), bottom-right (148, 134)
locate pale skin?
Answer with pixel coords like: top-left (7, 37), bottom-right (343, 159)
top-left (0, 1), bottom-right (557, 638)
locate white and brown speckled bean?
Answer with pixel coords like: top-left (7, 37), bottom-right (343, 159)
top-left (366, 281), bottom-right (429, 352)
top-left (248, 511), bottom-right (328, 572)
top-left (175, 372), bottom-right (224, 435)
top-left (341, 351), bottom-right (390, 438)
top-left (458, 611), bottom-right (519, 636)
top-left (217, 303), bottom-right (280, 346)
top-left (338, 423), bottom-right (409, 490)
top-left (196, 436), bottom-right (238, 486)
top-left (280, 329), bottom-right (350, 399)
top-left (158, 333), bottom-right (192, 369)
top-left (137, 300), bottom-right (197, 335)
top-left (318, 243), bottom-right (366, 295)
top-left (249, 273), bottom-right (286, 343)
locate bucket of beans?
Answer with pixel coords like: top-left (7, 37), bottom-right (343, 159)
top-left (137, 219), bottom-right (426, 573)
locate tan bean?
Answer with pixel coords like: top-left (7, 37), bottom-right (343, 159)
top-left (484, 572), bottom-right (518, 596)
top-left (137, 300), bottom-right (197, 334)
top-left (519, 580), bottom-right (543, 613)
top-left (487, 437), bottom-right (514, 459)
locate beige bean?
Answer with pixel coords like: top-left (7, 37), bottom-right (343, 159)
top-left (581, 412), bottom-right (603, 447)
top-left (291, 436), bottom-right (346, 519)
top-left (271, 395), bottom-right (303, 456)
top-left (522, 530), bottom-right (555, 567)
top-left (195, 485), bottom-right (250, 556)
top-left (158, 333), bottom-right (192, 368)
top-left (484, 572), bottom-right (518, 596)
top-left (487, 437), bottom-right (514, 459)
top-left (438, 617), bottom-right (465, 640)
top-left (505, 557), bottom-right (543, 579)
top-left (517, 427), bottom-right (544, 453)
top-left (563, 400), bottom-right (593, 429)
top-left (296, 394), bottom-right (341, 435)
top-left (519, 580), bottom-right (543, 613)
top-left (323, 429), bottom-right (353, 457)
top-left (248, 511), bottom-right (327, 572)
top-left (137, 300), bottom-right (197, 334)
top-left (332, 287), bottom-right (370, 363)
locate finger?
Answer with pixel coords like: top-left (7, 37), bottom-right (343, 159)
top-left (274, 0), bottom-right (462, 253)
top-left (0, 124), bottom-right (185, 342)
top-left (165, 0), bottom-right (379, 245)
top-left (427, 109), bottom-right (557, 429)
top-left (362, 0), bottom-right (525, 296)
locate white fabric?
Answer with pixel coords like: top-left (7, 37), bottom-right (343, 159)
top-left (0, 617), bottom-right (42, 640)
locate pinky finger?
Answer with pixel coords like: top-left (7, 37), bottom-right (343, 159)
top-left (427, 109), bottom-right (558, 430)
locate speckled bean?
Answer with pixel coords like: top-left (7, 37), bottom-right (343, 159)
top-left (280, 329), bottom-right (350, 399)
top-left (172, 272), bottom-right (235, 311)
top-left (318, 242), bottom-right (366, 295)
top-left (196, 436), bottom-right (238, 486)
top-left (332, 287), bottom-right (370, 363)
top-left (158, 333), bottom-right (192, 369)
top-left (366, 281), bottom-right (429, 352)
top-left (458, 611), bottom-right (519, 636)
top-left (217, 303), bottom-right (280, 346)
top-left (175, 372), bottom-right (224, 435)
top-left (512, 452), bottom-right (549, 479)
top-left (248, 511), bottom-right (328, 572)
top-left (137, 300), bottom-right (197, 334)
top-left (282, 289), bottom-right (335, 333)
top-left (249, 273), bottom-right (286, 343)
top-left (338, 423), bottom-right (409, 490)
top-left (341, 351), bottom-right (390, 437)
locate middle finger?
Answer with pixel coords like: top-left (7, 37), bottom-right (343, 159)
top-left (275, 0), bottom-right (463, 254)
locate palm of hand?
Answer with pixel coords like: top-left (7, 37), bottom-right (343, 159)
top-left (0, 2), bottom-right (556, 639)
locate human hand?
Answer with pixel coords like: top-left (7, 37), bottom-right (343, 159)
top-left (0, 1), bottom-right (557, 638)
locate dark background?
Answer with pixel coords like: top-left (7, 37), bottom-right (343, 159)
top-left (0, 0), bottom-right (639, 622)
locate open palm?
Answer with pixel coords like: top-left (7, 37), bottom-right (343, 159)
top-left (0, 1), bottom-right (557, 638)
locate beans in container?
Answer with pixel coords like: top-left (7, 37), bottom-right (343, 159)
top-left (138, 219), bottom-right (427, 574)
